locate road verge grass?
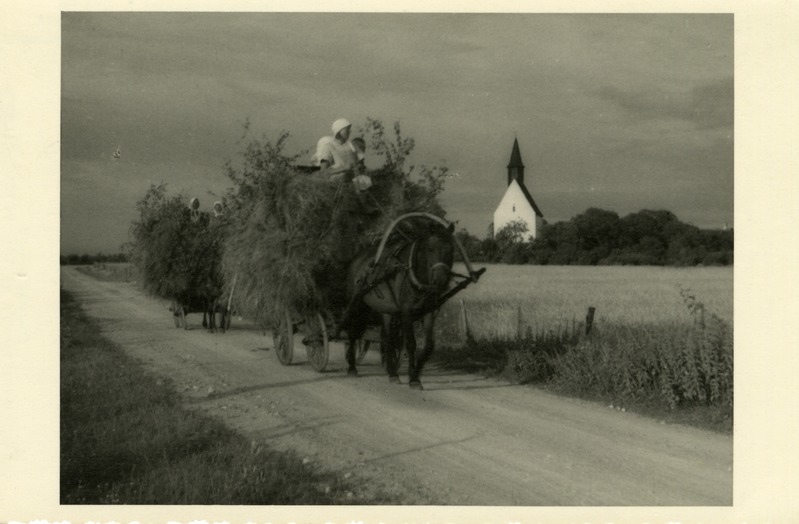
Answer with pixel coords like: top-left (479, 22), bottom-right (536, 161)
top-left (433, 292), bottom-right (733, 434)
top-left (60, 288), bottom-right (378, 504)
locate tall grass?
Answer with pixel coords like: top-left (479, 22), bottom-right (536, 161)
top-left (60, 288), bottom-right (380, 504)
top-left (547, 314), bottom-right (733, 409)
top-left (432, 265), bottom-right (733, 432)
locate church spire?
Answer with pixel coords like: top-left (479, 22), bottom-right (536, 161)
top-left (507, 138), bottom-right (525, 186)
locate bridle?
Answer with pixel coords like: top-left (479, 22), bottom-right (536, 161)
top-left (366, 212), bottom-right (483, 314)
top-left (406, 239), bottom-right (452, 293)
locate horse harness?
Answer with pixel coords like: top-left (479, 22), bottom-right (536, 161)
top-left (357, 238), bottom-right (449, 313)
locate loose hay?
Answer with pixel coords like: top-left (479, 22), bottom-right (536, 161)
top-left (129, 184), bottom-right (226, 306)
top-left (221, 148), bottom-right (446, 328)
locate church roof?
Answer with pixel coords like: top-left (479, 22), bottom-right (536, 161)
top-left (503, 138), bottom-right (542, 217)
top-left (515, 179), bottom-right (544, 217)
top-left (507, 138), bottom-right (525, 169)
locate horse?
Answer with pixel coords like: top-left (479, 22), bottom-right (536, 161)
top-left (204, 296), bottom-right (232, 333)
top-left (171, 289), bottom-right (230, 333)
top-left (342, 219), bottom-right (456, 390)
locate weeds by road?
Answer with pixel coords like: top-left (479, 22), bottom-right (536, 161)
top-left (60, 288), bottom-right (382, 504)
top-left (433, 289), bottom-right (733, 434)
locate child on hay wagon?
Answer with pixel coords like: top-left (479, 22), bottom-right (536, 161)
top-left (348, 136), bottom-right (378, 211)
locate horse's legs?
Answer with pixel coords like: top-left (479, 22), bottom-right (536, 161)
top-left (344, 305), bottom-right (369, 376)
top-left (384, 314), bottom-right (402, 383)
top-left (345, 331), bottom-right (359, 376)
top-left (205, 300), bottom-right (216, 333)
top-left (219, 303), bottom-right (227, 333)
top-left (404, 314), bottom-right (423, 389)
top-left (415, 312), bottom-right (436, 377)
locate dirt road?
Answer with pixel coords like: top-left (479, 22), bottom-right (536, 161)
top-left (62, 267), bottom-right (732, 505)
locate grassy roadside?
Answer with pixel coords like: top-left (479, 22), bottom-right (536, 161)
top-left (60, 287), bottom-right (382, 504)
top-left (433, 345), bottom-right (732, 435)
top-left (432, 312), bottom-right (733, 435)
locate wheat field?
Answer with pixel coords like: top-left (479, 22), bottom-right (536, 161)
top-left (436, 264), bottom-right (733, 342)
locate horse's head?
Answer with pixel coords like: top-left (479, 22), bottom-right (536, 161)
top-left (415, 221), bottom-right (455, 294)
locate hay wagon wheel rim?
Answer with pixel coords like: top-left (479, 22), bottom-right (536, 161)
top-left (273, 309), bottom-right (294, 365)
top-left (304, 312), bottom-right (329, 372)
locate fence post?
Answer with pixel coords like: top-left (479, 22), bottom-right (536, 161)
top-left (517, 305), bottom-right (523, 340)
top-left (458, 299), bottom-right (470, 343)
top-left (585, 306), bottom-right (596, 335)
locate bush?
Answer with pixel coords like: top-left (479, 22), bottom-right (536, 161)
top-left (548, 317), bottom-right (732, 411)
top-left (703, 250), bottom-right (733, 266)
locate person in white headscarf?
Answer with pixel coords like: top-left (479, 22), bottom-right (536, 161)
top-left (312, 118), bottom-right (358, 182)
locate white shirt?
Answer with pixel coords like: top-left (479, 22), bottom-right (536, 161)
top-left (312, 136), bottom-right (355, 170)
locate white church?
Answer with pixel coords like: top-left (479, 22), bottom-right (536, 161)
top-left (493, 138), bottom-right (544, 239)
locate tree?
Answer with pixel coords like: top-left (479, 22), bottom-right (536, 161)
top-left (494, 220), bottom-right (532, 263)
top-left (571, 208), bottom-right (621, 264)
top-left (454, 228), bottom-right (483, 262)
top-left (537, 221), bottom-right (581, 265)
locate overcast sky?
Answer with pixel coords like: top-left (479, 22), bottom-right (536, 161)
top-left (61, 12), bottom-right (733, 254)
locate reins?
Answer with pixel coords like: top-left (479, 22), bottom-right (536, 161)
top-left (346, 212), bottom-right (484, 319)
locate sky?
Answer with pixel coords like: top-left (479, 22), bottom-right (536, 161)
top-left (60, 12), bottom-right (733, 254)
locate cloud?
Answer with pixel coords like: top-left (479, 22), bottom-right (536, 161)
top-left (60, 13), bottom-right (734, 252)
top-left (595, 77), bottom-right (733, 130)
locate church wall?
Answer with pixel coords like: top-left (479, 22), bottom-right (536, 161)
top-left (493, 180), bottom-right (540, 239)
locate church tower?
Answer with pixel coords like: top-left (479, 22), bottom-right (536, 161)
top-left (493, 138), bottom-right (544, 239)
top-left (507, 138), bottom-right (525, 186)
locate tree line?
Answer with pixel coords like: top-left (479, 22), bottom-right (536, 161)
top-left (455, 208), bottom-right (733, 266)
top-left (60, 252), bottom-right (128, 265)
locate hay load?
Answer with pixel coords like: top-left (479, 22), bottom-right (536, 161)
top-left (128, 184), bottom-right (227, 309)
top-left (221, 120), bottom-right (449, 327)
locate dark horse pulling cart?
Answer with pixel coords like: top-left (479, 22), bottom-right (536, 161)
top-left (271, 212), bottom-right (485, 389)
top-left (170, 293), bottom-right (233, 333)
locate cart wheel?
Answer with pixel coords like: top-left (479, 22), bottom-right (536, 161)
top-left (273, 309), bottom-right (294, 365)
top-left (304, 312), bottom-right (329, 372)
top-left (355, 339), bottom-right (370, 364)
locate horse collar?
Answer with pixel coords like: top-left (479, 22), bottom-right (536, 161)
top-left (407, 240), bottom-right (449, 291)
top-left (407, 240), bottom-right (428, 291)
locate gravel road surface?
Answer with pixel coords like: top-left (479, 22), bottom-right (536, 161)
top-left (62, 267), bottom-right (732, 505)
